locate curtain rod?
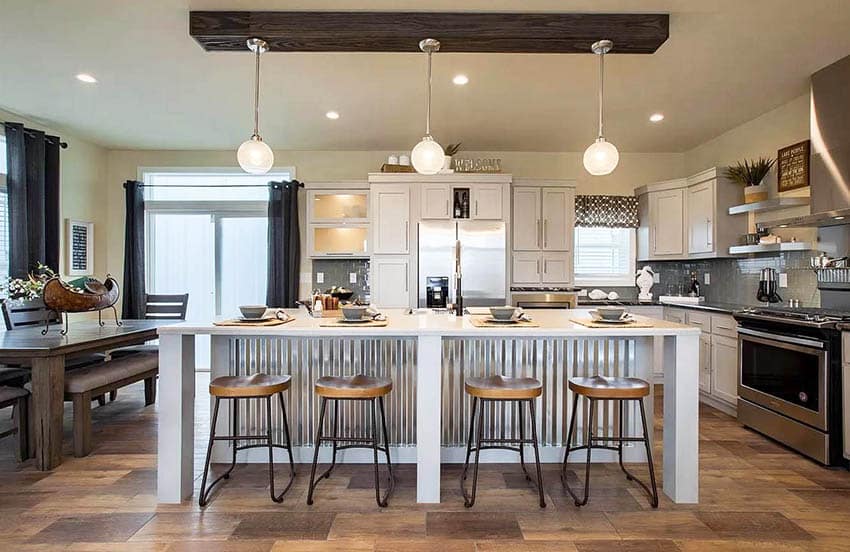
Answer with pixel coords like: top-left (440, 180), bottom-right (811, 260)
top-left (3, 123), bottom-right (68, 149)
top-left (137, 182), bottom-right (304, 188)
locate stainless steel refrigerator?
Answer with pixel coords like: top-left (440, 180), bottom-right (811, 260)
top-left (418, 221), bottom-right (506, 307)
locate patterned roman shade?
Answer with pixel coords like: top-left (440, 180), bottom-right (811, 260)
top-left (575, 195), bottom-right (639, 228)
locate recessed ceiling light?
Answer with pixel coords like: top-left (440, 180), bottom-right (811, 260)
top-left (75, 73), bottom-right (97, 84)
top-left (452, 74), bottom-right (469, 86)
top-left (834, 216), bottom-right (845, 220)
top-left (779, 224), bottom-right (789, 228)
top-left (325, 111), bottom-right (340, 120)
top-left (649, 113), bottom-right (664, 123)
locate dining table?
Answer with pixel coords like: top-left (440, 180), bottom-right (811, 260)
top-left (0, 319), bottom-right (170, 470)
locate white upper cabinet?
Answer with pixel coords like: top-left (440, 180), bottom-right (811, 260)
top-left (420, 183), bottom-right (452, 219)
top-left (688, 180), bottom-right (715, 254)
top-left (371, 183), bottom-right (410, 254)
top-left (636, 168), bottom-right (746, 261)
top-left (541, 251), bottom-right (572, 284)
top-left (371, 256), bottom-right (411, 308)
top-left (652, 188), bottom-right (686, 256)
top-left (541, 188), bottom-right (573, 251)
top-left (471, 183), bottom-right (504, 219)
top-left (512, 188), bottom-right (542, 251)
top-left (511, 251), bottom-right (541, 284)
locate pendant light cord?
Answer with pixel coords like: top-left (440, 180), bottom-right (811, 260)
top-left (425, 49), bottom-right (432, 137)
top-left (253, 45), bottom-right (261, 137)
top-left (598, 50), bottom-right (604, 140)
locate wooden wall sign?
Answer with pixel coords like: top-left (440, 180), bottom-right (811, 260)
top-left (777, 140), bottom-right (811, 192)
top-left (189, 11), bottom-right (669, 54)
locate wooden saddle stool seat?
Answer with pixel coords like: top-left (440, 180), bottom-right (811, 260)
top-left (199, 373), bottom-right (296, 507)
top-left (461, 374), bottom-right (546, 508)
top-left (308, 373), bottom-right (395, 507)
top-left (314, 374), bottom-right (392, 399)
top-left (562, 374), bottom-right (658, 508)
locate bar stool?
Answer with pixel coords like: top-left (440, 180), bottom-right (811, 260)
top-left (561, 375), bottom-right (658, 508)
top-left (461, 374), bottom-right (546, 508)
top-left (199, 374), bottom-right (296, 506)
top-left (307, 374), bottom-right (395, 507)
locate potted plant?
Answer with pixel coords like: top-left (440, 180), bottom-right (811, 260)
top-left (726, 157), bottom-right (775, 204)
top-left (442, 142), bottom-right (462, 172)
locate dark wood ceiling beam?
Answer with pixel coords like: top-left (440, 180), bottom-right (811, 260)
top-left (189, 11), bottom-right (669, 54)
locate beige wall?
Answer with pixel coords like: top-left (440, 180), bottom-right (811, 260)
top-left (0, 108), bottom-right (109, 280)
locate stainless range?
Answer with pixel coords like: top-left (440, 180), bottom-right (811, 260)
top-left (734, 307), bottom-right (848, 466)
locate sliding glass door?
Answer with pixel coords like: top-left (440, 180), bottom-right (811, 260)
top-left (143, 169), bottom-right (291, 368)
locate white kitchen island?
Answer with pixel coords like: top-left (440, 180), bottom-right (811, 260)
top-left (156, 309), bottom-right (700, 505)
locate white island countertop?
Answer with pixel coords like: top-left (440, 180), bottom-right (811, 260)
top-left (156, 307), bottom-right (701, 507)
top-left (157, 308), bottom-right (700, 337)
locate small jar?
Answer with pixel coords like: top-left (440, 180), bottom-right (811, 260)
top-left (399, 154), bottom-right (411, 166)
top-left (388, 154), bottom-right (399, 165)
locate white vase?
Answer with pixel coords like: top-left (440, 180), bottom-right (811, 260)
top-left (442, 155), bottom-right (453, 171)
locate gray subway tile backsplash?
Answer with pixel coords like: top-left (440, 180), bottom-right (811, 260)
top-left (312, 259), bottom-right (370, 302)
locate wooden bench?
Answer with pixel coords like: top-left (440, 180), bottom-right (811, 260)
top-left (64, 352), bottom-right (159, 457)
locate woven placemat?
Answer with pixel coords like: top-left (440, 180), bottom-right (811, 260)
top-left (571, 316), bottom-right (655, 329)
top-left (468, 317), bottom-right (540, 328)
top-left (318, 318), bottom-right (389, 327)
top-left (213, 317), bottom-right (295, 327)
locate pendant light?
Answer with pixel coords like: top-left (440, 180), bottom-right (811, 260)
top-left (411, 38), bottom-right (446, 175)
top-left (237, 38), bottom-right (274, 174)
top-left (583, 39), bottom-right (619, 176)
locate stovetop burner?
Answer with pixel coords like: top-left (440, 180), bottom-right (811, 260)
top-left (736, 306), bottom-right (850, 328)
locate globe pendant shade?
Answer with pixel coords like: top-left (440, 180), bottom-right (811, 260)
top-left (411, 136), bottom-right (445, 175)
top-left (583, 138), bottom-right (619, 176)
top-left (237, 137), bottom-right (274, 174)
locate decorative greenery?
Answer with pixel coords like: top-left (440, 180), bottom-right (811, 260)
top-left (725, 157), bottom-right (775, 187)
top-left (2, 263), bottom-right (56, 301)
top-left (443, 142), bottom-right (462, 156)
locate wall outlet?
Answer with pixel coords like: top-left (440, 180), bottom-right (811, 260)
top-left (349, 272), bottom-right (357, 284)
top-left (779, 272), bottom-right (788, 288)
top-left (704, 273), bottom-right (711, 285)
top-left (300, 272), bottom-right (312, 284)
top-left (653, 272), bottom-right (661, 284)
top-left (316, 272), bottom-right (324, 284)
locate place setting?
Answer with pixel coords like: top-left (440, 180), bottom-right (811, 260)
top-left (318, 305), bottom-right (389, 327)
top-left (571, 306), bottom-right (654, 328)
top-left (468, 306), bottom-right (540, 328)
top-left (213, 305), bottom-right (296, 327)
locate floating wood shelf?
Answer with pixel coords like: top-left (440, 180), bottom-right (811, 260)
top-left (727, 197), bottom-right (810, 215)
top-left (728, 242), bottom-right (814, 255)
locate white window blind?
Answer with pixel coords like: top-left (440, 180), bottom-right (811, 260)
top-left (574, 226), bottom-right (636, 287)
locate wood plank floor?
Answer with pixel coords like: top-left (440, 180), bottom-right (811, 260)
top-left (1, 374), bottom-right (849, 551)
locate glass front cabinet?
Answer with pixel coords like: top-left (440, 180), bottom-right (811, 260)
top-left (307, 189), bottom-right (370, 257)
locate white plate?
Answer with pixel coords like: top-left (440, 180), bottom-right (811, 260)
top-left (484, 317), bottom-right (520, 324)
top-left (336, 318), bottom-right (373, 324)
top-left (239, 316), bottom-right (275, 322)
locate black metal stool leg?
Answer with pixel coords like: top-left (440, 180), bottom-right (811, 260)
top-left (577, 397), bottom-right (595, 506)
top-left (306, 397), bottom-right (328, 505)
top-left (199, 397), bottom-right (221, 507)
top-left (223, 398), bottom-right (239, 481)
top-left (464, 398), bottom-right (486, 508)
top-left (378, 396), bottom-right (395, 503)
top-left (278, 392), bottom-right (297, 492)
top-left (639, 399), bottom-right (659, 508)
top-left (370, 398), bottom-right (388, 507)
top-left (265, 396), bottom-right (284, 503)
top-left (315, 399), bottom-right (340, 481)
top-left (528, 399), bottom-right (546, 508)
top-left (617, 399), bottom-right (631, 480)
top-left (561, 393), bottom-right (579, 485)
top-left (460, 397), bottom-right (478, 488)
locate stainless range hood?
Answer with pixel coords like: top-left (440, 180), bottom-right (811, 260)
top-left (759, 55), bottom-right (850, 230)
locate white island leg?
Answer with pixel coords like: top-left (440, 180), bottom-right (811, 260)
top-left (157, 333), bottom-right (196, 503)
top-left (416, 335), bottom-right (442, 503)
top-left (663, 333), bottom-right (700, 503)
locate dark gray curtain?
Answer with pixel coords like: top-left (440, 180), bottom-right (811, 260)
top-left (267, 180), bottom-right (301, 307)
top-left (122, 180), bottom-right (146, 318)
top-left (4, 122), bottom-right (61, 276)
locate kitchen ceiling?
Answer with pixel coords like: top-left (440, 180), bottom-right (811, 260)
top-left (1, 0), bottom-right (849, 153)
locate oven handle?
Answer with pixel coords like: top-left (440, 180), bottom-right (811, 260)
top-left (737, 327), bottom-right (826, 349)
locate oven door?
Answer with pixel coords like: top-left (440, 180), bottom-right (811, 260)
top-left (512, 292), bottom-right (577, 309)
top-left (738, 327), bottom-right (828, 430)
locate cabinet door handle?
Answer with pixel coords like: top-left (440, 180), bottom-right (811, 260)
top-left (543, 259), bottom-right (547, 274)
top-left (543, 219), bottom-right (547, 248)
top-left (706, 218), bottom-right (713, 246)
top-left (475, 200), bottom-right (479, 216)
top-left (405, 264), bottom-right (408, 292)
top-left (536, 260), bottom-right (540, 274)
top-left (405, 220), bottom-right (409, 251)
top-left (537, 220), bottom-right (542, 247)
top-left (446, 199), bottom-right (449, 216)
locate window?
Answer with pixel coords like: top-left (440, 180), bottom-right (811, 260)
top-left (0, 133), bottom-right (8, 287)
top-left (574, 226), bottom-right (636, 287)
top-left (143, 168), bottom-right (293, 368)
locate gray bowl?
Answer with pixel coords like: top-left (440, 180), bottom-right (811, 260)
top-left (239, 305), bottom-right (268, 319)
top-left (596, 306), bottom-right (625, 321)
top-left (341, 305), bottom-right (368, 321)
top-left (490, 306), bottom-right (518, 321)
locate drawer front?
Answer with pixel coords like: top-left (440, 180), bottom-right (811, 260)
top-left (710, 313), bottom-right (738, 338)
top-left (685, 311), bottom-right (711, 333)
top-left (663, 307), bottom-right (686, 324)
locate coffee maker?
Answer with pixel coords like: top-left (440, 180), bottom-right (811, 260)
top-left (426, 276), bottom-right (449, 308)
top-left (757, 267), bottom-right (782, 304)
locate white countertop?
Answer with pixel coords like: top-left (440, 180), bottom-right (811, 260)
top-left (158, 308), bottom-right (699, 337)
